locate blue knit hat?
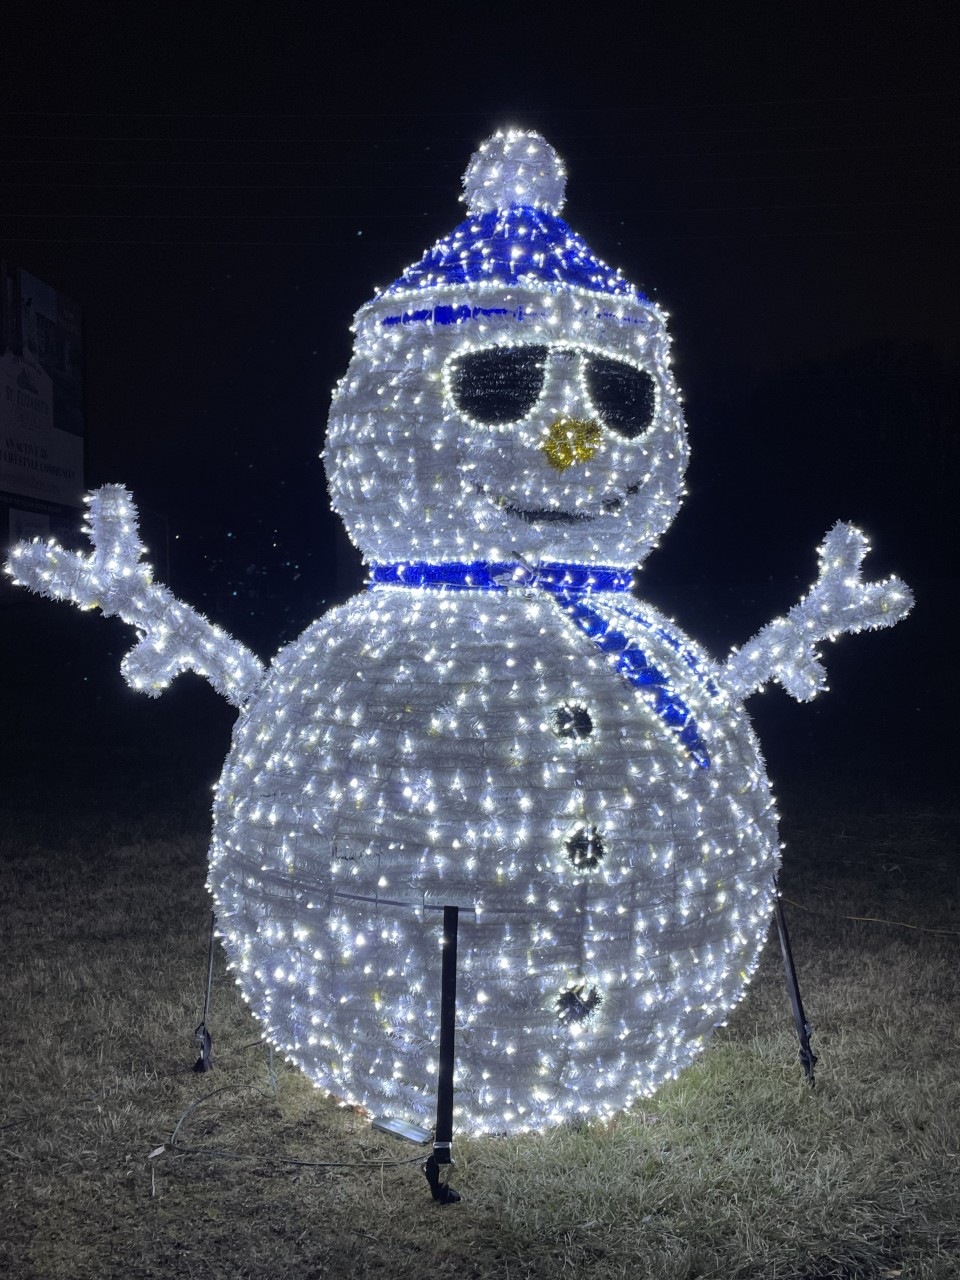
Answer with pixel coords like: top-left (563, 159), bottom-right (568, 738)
top-left (385, 130), bottom-right (648, 302)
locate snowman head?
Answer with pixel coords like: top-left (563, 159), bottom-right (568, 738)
top-left (325, 130), bottom-right (689, 569)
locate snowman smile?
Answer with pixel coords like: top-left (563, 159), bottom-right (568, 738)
top-left (476, 480), bottom-right (599, 524)
top-left (475, 481), bottom-right (637, 525)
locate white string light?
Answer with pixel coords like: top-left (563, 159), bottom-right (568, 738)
top-left (4, 129), bottom-right (913, 1134)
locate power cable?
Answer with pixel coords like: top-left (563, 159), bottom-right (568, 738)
top-left (779, 895), bottom-right (960, 938)
top-left (3, 164), bottom-right (958, 191)
top-left (5, 138), bottom-right (959, 167)
top-left (5, 115), bottom-right (960, 144)
top-left (164, 1082), bottom-right (426, 1169)
top-left (4, 198), bottom-right (956, 220)
top-left (0, 89), bottom-right (957, 118)
top-left (4, 225), bottom-right (953, 247)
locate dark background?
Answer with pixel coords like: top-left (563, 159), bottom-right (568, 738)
top-left (1, 4), bottom-right (957, 821)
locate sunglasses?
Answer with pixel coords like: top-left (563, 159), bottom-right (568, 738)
top-left (448, 346), bottom-right (657, 439)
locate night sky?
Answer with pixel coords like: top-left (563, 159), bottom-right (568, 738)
top-left (1, 6), bottom-right (957, 807)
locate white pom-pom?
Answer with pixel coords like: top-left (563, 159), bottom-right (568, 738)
top-left (462, 129), bottom-right (566, 214)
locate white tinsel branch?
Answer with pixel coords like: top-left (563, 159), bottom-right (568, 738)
top-left (723, 522), bottom-right (913, 703)
top-left (4, 485), bottom-right (266, 708)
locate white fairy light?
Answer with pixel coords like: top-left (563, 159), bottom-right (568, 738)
top-left (4, 128), bottom-right (912, 1135)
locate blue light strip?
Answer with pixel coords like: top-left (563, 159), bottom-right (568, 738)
top-left (369, 560), bottom-right (711, 768)
top-left (385, 206), bottom-right (647, 300)
top-left (370, 560), bottom-right (632, 594)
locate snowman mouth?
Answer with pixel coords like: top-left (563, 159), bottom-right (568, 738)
top-left (505, 501), bottom-right (596, 525)
top-left (476, 482), bottom-right (635, 525)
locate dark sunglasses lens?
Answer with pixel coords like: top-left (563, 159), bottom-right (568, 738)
top-left (585, 356), bottom-right (657, 439)
top-left (451, 346), bottom-right (548, 424)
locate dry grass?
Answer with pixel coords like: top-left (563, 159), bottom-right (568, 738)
top-left (1, 783), bottom-right (958, 1279)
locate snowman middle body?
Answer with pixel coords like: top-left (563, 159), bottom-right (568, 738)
top-left (209, 580), bottom-right (778, 1132)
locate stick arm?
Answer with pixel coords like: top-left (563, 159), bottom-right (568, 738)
top-left (722, 522), bottom-right (913, 703)
top-left (4, 485), bottom-right (266, 709)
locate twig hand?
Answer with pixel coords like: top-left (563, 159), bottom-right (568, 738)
top-left (723, 523), bottom-right (912, 703)
top-left (5, 486), bottom-right (265, 708)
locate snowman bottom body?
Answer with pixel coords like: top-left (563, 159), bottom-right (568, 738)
top-left (209, 585), bottom-right (780, 1134)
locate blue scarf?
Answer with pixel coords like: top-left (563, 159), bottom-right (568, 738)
top-left (369, 560), bottom-right (712, 769)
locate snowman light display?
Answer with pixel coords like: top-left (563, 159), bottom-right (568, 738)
top-left (7, 131), bottom-right (912, 1134)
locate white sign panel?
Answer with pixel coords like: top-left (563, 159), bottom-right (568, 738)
top-left (0, 270), bottom-right (84, 509)
top-left (0, 350), bottom-right (83, 506)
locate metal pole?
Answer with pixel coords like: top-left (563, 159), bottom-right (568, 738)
top-left (423, 905), bottom-right (461, 1204)
top-left (774, 893), bottom-right (817, 1085)
top-left (193, 910), bottom-right (216, 1073)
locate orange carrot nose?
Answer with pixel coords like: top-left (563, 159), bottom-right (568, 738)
top-left (540, 417), bottom-right (602, 472)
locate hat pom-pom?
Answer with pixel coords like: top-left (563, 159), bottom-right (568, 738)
top-left (463, 129), bottom-right (566, 215)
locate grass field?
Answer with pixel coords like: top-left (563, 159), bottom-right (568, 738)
top-left (2, 750), bottom-right (958, 1279)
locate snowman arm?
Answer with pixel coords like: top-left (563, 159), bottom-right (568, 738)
top-left (722, 522), bottom-right (913, 703)
top-left (4, 485), bottom-right (266, 709)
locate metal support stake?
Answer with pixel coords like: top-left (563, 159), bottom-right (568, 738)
top-left (774, 891), bottom-right (817, 1085)
top-left (193, 910), bottom-right (216, 1073)
top-left (423, 905), bottom-right (461, 1204)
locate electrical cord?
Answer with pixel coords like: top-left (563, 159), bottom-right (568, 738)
top-left (779, 895), bottom-right (960, 937)
top-left (164, 1082), bottom-right (425, 1168)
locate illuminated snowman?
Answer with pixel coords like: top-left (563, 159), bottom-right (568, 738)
top-left (6, 131), bottom-right (912, 1134)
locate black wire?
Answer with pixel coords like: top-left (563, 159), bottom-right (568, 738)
top-left (4, 197), bottom-right (956, 220)
top-left (3, 225), bottom-right (953, 248)
top-left (0, 88), bottom-right (956, 118)
top-left (5, 114), bottom-right (959, 144)
top-left (2, 164), bottom-right (957, 191)
top-left (166, 1082), bottom-right (427, 1170)
top-left (166, 1141), bottom-right (425, 1169)
top-left (5, 137), bottom-right (959, 167)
